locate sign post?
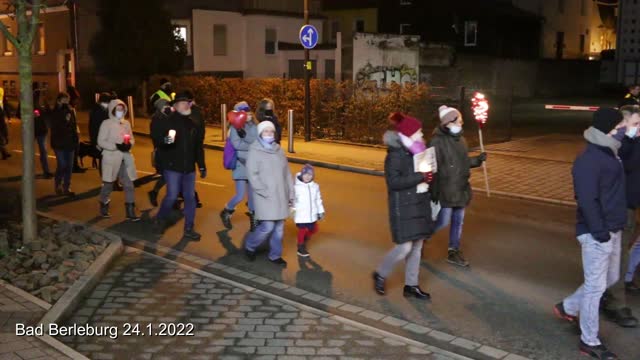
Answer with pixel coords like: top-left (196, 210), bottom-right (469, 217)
top-left (299, 10), bottom-right (318, 143)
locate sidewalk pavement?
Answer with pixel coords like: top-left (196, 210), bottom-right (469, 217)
top-left (59, 248), bottom-right (471, 360)
top-left (77, 112), bottom-right (581, 205)
top-left (0, 282), bottom-right (72, 360)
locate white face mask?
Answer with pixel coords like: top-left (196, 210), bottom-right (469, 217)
top-left (115, 111), bottom-right (125, 119)
top-left (449, 125), bottom-right (462, 134)
top-left (626, 126), bottom-right (639, 138)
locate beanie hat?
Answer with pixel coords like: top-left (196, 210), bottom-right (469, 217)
top-left (257, 121), bottom-right (276, 136)
top-left (172, 91), bottom-right (193, 104)
top-left (592, 108), bottom-right (623, 134)
top-left (439, 105), bottom-right (462, 125)
top-left (301, 164), bottom-right (315, 179)
top-left (234, 101), bottom-right (251, 112)
top-left (394, 114), bottom-right (423, 137)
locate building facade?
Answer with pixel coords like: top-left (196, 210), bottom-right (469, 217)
top-left (617, 0), bottom-right (640, 85)
top-left (0, 3), bottom-right (74, 106)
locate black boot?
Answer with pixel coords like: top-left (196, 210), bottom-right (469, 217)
top-left (403, 285), bottom-right (431, 300)
top-left (125, 203), bottom-right (140, 222)
top-left (183, 227), bottom-right (202, 240)
top-left (99, 201), bottom-right (111, 218)
top-left (195, 191), bottom-right (203, 208)
top-left (220, 208), bottom-right (234, 230)
top-left (373, 272), bottom-right (385, 295)
top-left (246, 211), bottom-right (258, 232)
top-left (148, 190), bottom-right (159, 207)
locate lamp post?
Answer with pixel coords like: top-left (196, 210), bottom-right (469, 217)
top-left (303, 0), bottom-right (311, 142)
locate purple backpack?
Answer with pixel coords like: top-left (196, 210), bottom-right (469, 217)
top-left (223, 138), bottom-right (238, 170)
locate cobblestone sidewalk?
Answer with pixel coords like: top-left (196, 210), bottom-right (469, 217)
top-left (59, 250), bottom-right (468, 360)
top-left (0, 282), bottom-right (72, 360)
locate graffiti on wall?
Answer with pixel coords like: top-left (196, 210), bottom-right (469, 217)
top-left (356, 63), bottom-right (418, 88)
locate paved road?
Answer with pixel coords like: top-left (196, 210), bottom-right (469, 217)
top-left (1, 120), bottom-right (639, 360)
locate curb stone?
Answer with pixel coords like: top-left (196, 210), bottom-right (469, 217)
top-left (112, 229), bottom-right (533, 360)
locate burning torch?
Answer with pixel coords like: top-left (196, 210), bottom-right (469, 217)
top-left (472, 92), bottom-right (490, 197)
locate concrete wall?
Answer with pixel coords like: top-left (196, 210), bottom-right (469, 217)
top-left (352, 32), bottom-right (420, 87)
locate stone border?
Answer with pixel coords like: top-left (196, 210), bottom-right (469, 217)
top-left (0, 279), bottom-right (52, 310)
top-left (125, 246), bottom-right (475, 360)
top-left (118, 233), bottom-right (532, 360)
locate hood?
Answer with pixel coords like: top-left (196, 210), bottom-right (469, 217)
top-left (107, 99), bottom-right (128, 121)
top-left (584, 126), bottom-right (621, 155)
top-left (295, 173), bottom-right (315, 186)
top-left (383, 131), bottom-right (403, 149)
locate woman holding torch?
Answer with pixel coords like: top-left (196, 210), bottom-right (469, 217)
top-left (97, 99), bottom-right (140, 221)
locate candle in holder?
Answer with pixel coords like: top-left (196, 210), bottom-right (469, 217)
top-left (168, 130), bottom-right (176, 142)
top-left (418, 161), bottom-right (431, 173)
top-left (123, 134), bottom-right (131, 145)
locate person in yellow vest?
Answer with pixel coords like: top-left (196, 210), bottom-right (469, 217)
top-left (620, 84), bottom-right (640, 108)
top-left (148, 78), bottom-right (175, 114)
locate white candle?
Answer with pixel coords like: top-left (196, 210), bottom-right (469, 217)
top-left (418, 161), bottom-right (431, 173)
top-left (168, 130), bottom-right (176, 141)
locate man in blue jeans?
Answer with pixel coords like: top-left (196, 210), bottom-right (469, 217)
top-left (554, 108), bottom-right (627, 360)
top-left (49, 93), bottom-right (78, 196)
top-left (152, 91), bottom-right (206, 240)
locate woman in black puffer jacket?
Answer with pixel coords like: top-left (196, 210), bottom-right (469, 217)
top-left (373, 113), bottom-right (434, 300)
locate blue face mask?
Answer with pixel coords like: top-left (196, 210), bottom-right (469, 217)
top-left (262, 136), bottom-right (275, 144)
top-left (626, 126), bottom-right (638, 138)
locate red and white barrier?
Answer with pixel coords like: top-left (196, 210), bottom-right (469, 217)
top-left (545, 104), bottom-right (600, 111)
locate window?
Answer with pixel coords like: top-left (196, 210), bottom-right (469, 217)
top-left (33, 24), bottom-right (45, 55)
top-left (331, 20), bottom-right (340, 42)
top-left (464, 21), bottom-right (478, 47)
top-left (558, 0), bottom-right (564, 14)
top-left (580, 0), bottom-right (586, 16)
top-left (265, 28), bottom-right (277, 55)
top-left (354, 19), bottom-right (365, 33)
top-left (213, 24), bottom-right (227, 56)
top-left (3, 26), bottom-right (13, 56)
top-left (400, 24), bottom-right (411, 35)
top-left (173, 20), bottom-right (192, 56)
top-left (580, 34), bottom-right (585, 53)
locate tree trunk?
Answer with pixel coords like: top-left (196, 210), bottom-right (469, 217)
top-left (19, 48), bottom-right (36, 244)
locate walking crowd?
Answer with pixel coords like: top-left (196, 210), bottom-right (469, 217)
top-left (5, 79), bottom-right (640, 360)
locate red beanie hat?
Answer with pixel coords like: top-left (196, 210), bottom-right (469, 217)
top-left (394, 114), bottom-right (422, 137)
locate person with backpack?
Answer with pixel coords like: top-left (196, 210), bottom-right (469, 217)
top-left (220, 101), bottom-right (259, 232)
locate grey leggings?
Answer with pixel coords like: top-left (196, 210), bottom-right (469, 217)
top-left (100, 161), bottom-right (135, 204)
top-left (376, 240), bottom-right (424, 287)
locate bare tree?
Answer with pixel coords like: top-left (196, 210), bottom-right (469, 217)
top-left (0, 0), bottom-right (43, 244)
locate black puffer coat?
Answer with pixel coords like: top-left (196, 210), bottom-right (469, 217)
top-left (49, 104), bottom-right (79, 151)
top-left (384, 131), bottom-right (434, 244)
top-left (428, 127), bottom-right (482, 208)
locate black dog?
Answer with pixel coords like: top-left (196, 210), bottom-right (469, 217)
top-left (77, 141), bottom-right (101, 169)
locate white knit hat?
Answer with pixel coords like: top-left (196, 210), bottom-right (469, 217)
top-left (257, 121), bottom-right (276, 136)
top-left (439, 105), bottom-right (462, 125)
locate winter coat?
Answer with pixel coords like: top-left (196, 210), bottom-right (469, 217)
top-left (573, 127), bottom-right (627, 242)
top-left (89, 103), bottom-right (109, 146)
top-left (150, 110), bottom-right (169, 171)
top-left (384, 131), bottom-right (434, 244)
top-left (246, 140), bottom-right (294, 221)
top-left (97, 100), bottom-right (137, 183)
top-left (151, 110), bottom-right (205, 174)
top-left (229, 121), bottom-right (258, 180)
top-left (293, 174), bottom-right (325, 224)
top-left (428, 127), bottom-right (483, 208)
top-left (619, 136), bottom-right (640, 209)
top-left (49, 104), bottom-right (79, 151)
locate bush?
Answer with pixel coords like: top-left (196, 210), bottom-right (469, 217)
top-left (152, 75), bottom-right (433, 144)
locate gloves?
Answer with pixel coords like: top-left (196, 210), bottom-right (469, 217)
top-left (423, 171), bottom-right (434, 184)
top-left (199, 168), bottom-right (207, 179)
top-left (116, 143), bottom-right (132, 152)
top-left (237, 128), bottom-right (246, 138)
top-left (478, 152), bottom-right (488, 162)
top-left (318, 213), bottom-right (325, 221)
top-left (164, 136), bottom-right (175, 145)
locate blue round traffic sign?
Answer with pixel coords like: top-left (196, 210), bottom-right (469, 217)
top-left (299, 25), bottom-right (319, 49)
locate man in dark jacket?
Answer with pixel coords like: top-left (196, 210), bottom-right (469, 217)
top-left (152, 91), bottom-right (206, 240)
top-left (148, 98), bottom-right (172, 206)
top-left (49, 93), bottom-right (79, 196)
top-left (619, 84), bottom-right (640, 108)
top-left (429, 105), bottom-right (486, 267)
top-left (88, 92), bottom-right (113, 175)
top-left (148, 78), bottom-right (174, 115)
top-left (554, 108), bottom-right (626, 360)
top-left (600, 105), bottom-right (640, 328)
top-left (373, 114), bottom-right (434, 300)
top-left (34, 103), bottom-right (52, 177)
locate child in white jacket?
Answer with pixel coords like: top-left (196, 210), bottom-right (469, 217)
top-left (294, 164), bottom-right (325, 257)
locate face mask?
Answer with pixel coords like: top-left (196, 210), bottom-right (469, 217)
top-left (115, 111), bottom-right (125, 119)
top-left (262, 136), bottom-right (275, 144)
top-left (449, 125), bottom-right (462, 134)
top-left (100, 103), bottom-right (108, 109)
top-left (626, 126), bottom-right (639, 138)
top-left (265, 110), bottom-right (274, 117)
top-left (612, 127), bottom-right (626, 141)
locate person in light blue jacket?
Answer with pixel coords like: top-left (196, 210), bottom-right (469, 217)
top-left (220, 102), bottom-right (259, 232)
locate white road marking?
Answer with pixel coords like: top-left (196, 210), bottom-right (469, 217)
top-left (12, 149), bottom-right (56, 159)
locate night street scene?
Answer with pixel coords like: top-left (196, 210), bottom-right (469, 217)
top-left (2, 0), bottom-right (640, 360)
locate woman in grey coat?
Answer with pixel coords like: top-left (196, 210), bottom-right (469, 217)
top-left (220, 102), bottom-right (259, 231)
top-left (244, 120), bottom-right (294, 267)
